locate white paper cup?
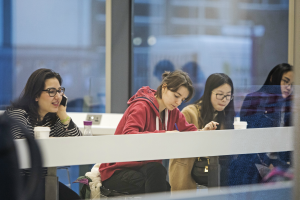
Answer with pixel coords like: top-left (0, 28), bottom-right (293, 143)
top-left (233, 117), bottom-right (247, 129)
top-left (233, 123), bottom-right (247, 129)
top-left (34, 127), bottom-right (50, 139)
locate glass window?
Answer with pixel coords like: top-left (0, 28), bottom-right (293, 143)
top-left (132, 0), bottom-right (288, 112)
top-left (0, 0), bottom-right (106, 194)
top-left (0, 0), bottom-right (106, 113)
top-left (132, 0), bottom-right (291, 193)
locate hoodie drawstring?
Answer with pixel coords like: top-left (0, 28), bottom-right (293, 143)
top-left (156, 109), bottom-right (168, 131)
top-left (165, 108), bottom-right (168, 131)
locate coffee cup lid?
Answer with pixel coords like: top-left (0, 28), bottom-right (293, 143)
top-left (34, 126), bottom-right (50, 131)
top-left (233, 121), bottom-right (247, 125)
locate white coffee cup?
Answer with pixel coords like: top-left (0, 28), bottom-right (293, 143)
top-left (233, 117), bottom-right (247, 129)
top-left (34, 127), bottom-right (50, 139)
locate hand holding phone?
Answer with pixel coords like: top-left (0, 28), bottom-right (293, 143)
top-left (60, 95), bottom-right (68, 107)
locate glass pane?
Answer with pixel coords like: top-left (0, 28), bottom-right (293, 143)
top-left (0, 0), bottom-right (106, 113)
top-left (132, 0), bottom-right (291, 195)
top-left (132, 0), bottom-right (288, 112)
top-left (0, 0), bottom-right (106, 194)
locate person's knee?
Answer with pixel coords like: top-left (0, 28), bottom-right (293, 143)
top-left (121, 170), bottom-right (145, 188)
top-left (144, 162), bottom-right (167, 176)
top-left (103, 170), bottom-right (146, 194)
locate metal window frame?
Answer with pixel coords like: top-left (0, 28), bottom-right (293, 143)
top-left (0, 0), bottom-right (13, 108)
top-left (291, 0), bottom-right (300, 199)
top-left (105, 0), bottom-right (133, 113)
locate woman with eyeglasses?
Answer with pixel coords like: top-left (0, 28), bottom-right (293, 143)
top-left (229, 63), bottom-right (293, 185)
top-left (240, 63), bottom-right (293, 129)
top-left (169, 73), bottom-right (235, 191)
top-left (6, 68), bottom-right (82, 200)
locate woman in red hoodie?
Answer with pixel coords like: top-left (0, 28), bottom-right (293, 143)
top-left (99, 70), bottom-right (218, 195)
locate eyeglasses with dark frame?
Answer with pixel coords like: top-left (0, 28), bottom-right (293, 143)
top-left (211, 91), bottom-right (233, 101)
top-left (42, 87), bottom-right (65, 97)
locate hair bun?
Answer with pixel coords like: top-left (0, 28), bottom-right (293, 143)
top-left (162, 71), bottom-right (171, 79)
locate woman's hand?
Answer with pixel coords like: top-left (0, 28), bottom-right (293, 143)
top-left (202, 121), bottom-right (219, 131)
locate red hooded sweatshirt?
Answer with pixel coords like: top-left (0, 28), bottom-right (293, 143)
top-left (99, 86), bottom-right (197, 181)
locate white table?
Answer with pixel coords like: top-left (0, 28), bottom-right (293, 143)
top-left (69, 112), bottom-right (122, 135)
top-left (15, 127), bottom-right (293, 169)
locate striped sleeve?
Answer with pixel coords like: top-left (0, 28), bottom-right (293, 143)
top-left (50, 118), bottom-right (82, 137)
top-left (6, 108), bottom-right (82, 138)
top-left (5, 109), bottom-right (34, 139)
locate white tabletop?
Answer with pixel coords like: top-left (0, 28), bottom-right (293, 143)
top-left (69, 112), bottom-right (121, 135)
top-left (15, 127), bottom-right (293, 169)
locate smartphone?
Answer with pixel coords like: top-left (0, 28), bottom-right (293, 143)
top-left (60, 95), bottom-right (68, 107)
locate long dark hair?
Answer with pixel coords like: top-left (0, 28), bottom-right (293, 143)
top-left (263, 63), bottom-right (292, 86)
top-left (195, 73), bottom-right (235, 129)
top-left (260, 63), bottom-right (293, 96)
top-left (9, 68), bottom-right (62, 125)
top-left (156, 70), bottom-right (194, 102)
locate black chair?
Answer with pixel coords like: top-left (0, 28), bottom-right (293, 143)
top-left (0, 113), bottom-right (43, 200)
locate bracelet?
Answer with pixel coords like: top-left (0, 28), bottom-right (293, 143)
top-left (61, 116), bottom-right (70, 124)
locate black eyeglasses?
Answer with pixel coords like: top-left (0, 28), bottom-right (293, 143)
top-left (42, 87), bottom-right (65, 97)
top-left (212, 91), bottom-right (233, 101)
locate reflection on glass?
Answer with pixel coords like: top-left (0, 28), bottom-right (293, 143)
top-left (132, 0), bottom-right (288, 112)
top-left (132, 0), bottom-right (290, 192)
top-left (0, 0), bottom-right (106, 113)
top-left (230, 63), bottom-right (293, 185)
top-left (0, 0), bottom-right (106, 194)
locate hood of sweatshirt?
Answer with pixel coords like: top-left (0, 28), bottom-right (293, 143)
top-left (127, 86), bottom-right (169, 131)
top-left (128, 86), bottom-right (160, 117)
